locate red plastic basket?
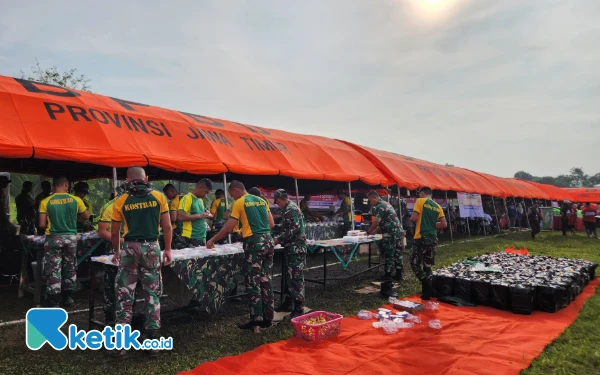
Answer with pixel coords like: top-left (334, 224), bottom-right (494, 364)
top-left (291, 311), bottom-right (343, 341)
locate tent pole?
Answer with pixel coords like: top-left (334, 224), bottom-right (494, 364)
top-left (112, 167), bottom-right (118, 198)
top-left (294, 178), bottom-right (301, 207)
top-left (348, 182), bottom-right (355, 231)
top-left (466, 216), bottom-right (471, 239)
top-left (492, 196), bottom-right (501, 233)
top-left (396, 185), bottom-right (403, 220)
top-left (223, 172), bottom-right (231, 244)
top-left (445, 191), bottom-right (453, 243)
top-left (482, 198), bottom-right (487, 237)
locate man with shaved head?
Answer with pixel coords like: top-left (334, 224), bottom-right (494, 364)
top-left (207, 180), bottom-right (275, 332)
top-left (110, 166), bottom-right (172, 357)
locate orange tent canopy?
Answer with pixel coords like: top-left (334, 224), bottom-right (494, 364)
top-left (563, 188), bottom-right (600, 203)
top-left (0, 75), bottom-right (390, 185)
top-left (341, 143), bottom-right (506, 196)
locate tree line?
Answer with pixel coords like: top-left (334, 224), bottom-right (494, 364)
top-left (514, 168), bottom-right (600, 188)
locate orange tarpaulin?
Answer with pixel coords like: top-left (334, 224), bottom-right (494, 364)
top-left (0, 74), bottom-right (573, 198)
top-left (341, 142), bottom-right (506, 196)
top-left (183, 279), bottom-right (599, 375)
top-left (0, 75), bottom-right (390, 185)
top-left (505, 247), bottom-right (530, 255)
top-left (563, 188), bottom-right (600, 203)
top-left (521, 180), bottom-right (570, 201)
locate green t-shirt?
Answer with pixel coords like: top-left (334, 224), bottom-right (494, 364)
top-left (210, 198), bottom-right (227, 222)
top-left (179, 193), bottom-right (207, 241)
top-left (413, 198), bottom-right (444, 242)
top-left (39, 193), bottom-right (87, 235)
top-left (341, 197), bottom-right (353, 224)
top-left (112, 190), bottom-right (169, 241)
top-left (230, 194), bottom-right (271, 238)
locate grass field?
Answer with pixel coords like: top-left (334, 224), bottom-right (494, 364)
top-left (0, 231), bottom-right (598, 375)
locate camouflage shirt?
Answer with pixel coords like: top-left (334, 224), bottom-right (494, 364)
top-left (372, 199), bottom-right (402, 235)
top-left (276, 201), bottom-right (306, 247)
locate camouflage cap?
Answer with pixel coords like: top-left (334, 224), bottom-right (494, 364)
top-left (273, 189), bottom-right (288, 200)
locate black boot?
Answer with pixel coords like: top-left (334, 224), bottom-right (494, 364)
top-left (61, 290), bottom-right (75, 307)
top-left (420, 276), bottom-right (433, 301)
top-left (237, 319), bottom-right (260, 330)
top-left (228, 285), bottom-right (242, 303)
top-left (393, 269), bottom-right (403, 282)
top-left (290, 300), bottom-right (305, 319)
top-left (379, 281), bottom-right (398, 299)
top-left (104, 310), bottom-right (116, 326)
top-left (275, 296), bottom-right (293, 313)
top-left (259, 320), bottom-right (275, 330)
top-left (145, 329), bottom-right (160, 357)
top-left (44, 294), bottom-right (61, 308)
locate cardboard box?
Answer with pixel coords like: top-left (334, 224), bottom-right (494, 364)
top-left (393, 301), bottom-right (425, 314)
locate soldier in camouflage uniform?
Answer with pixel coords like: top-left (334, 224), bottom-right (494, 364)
top-left (111, 167), bottom-right (173, 357)
top-left (96, 186), bottom-right (126, 324)
top-left (273, 189), bottom-right (307, 319)
top-left (39, 176), bottom-right (89, 307)
top-left (366, 191), bottom-right (404, 299)
top-left (410, 187), bottom-right (447, 300)
top-left (206, 180), bottom-right (275, 332)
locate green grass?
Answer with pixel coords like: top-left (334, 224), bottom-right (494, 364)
top-left (0, 232), bottom-right (599, 375)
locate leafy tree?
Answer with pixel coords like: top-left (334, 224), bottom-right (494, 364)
top-left (19, 58), bottom-right (91, 92)
top-left (514, 171), bottom-right (535, 181)
top-left (569, 167), bottom-right (588, 188)
top-left (588, 173), bottom-right (600, 187)
top-left (513, 168), bottom-right (598, 188)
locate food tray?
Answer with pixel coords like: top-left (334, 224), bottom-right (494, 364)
top-left (291, 311), bottom-right (343, 342)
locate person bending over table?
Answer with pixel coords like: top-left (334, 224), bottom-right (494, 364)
top-left (366, 191), bottom-right (404, 299)
top-left (177, 179), bottom-right (213, 247)
top-left (300, 195), bottom-right (324, 222)
top-left (273, 189), bottom-right (307, 319)
top-left (207, 180), bottom-right (275, 332)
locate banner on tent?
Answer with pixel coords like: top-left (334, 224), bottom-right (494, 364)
top-left (259, 189), bottom-right (337, 209)
top-left (457, 193), bottom-right (484, 218)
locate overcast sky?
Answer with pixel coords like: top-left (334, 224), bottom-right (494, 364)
top-left (1, 0), bottom-right (598, 178)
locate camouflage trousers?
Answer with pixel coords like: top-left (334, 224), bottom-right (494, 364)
top-left (18, 217), bottom-right (36, 235)
top-left (381, 233), bottom-right (403, 277)
top-left (284, 245), bottom-right (306, 303)
top-left (410, 238), bottom-right (438, 281)
top-left (243, 234), bottom-right (275, 322)
top-left (101, 242), bottom-right (117, 315)
top-left (115, 240), bottom-right (162, 330)
top-left (171, 226), bottom-right (187, 249)
top-left (43, 235), bottom-right (78, 297)
top-left (180, 237), bottom-right (206, 248)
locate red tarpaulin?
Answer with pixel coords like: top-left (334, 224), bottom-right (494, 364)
top-left (182, 279), bottom-right (599, 375)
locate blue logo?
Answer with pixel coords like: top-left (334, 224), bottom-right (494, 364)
top-left (26, 308), bottom-right (173, 351)
top-left (26, 308), bottom-right (68, 350)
